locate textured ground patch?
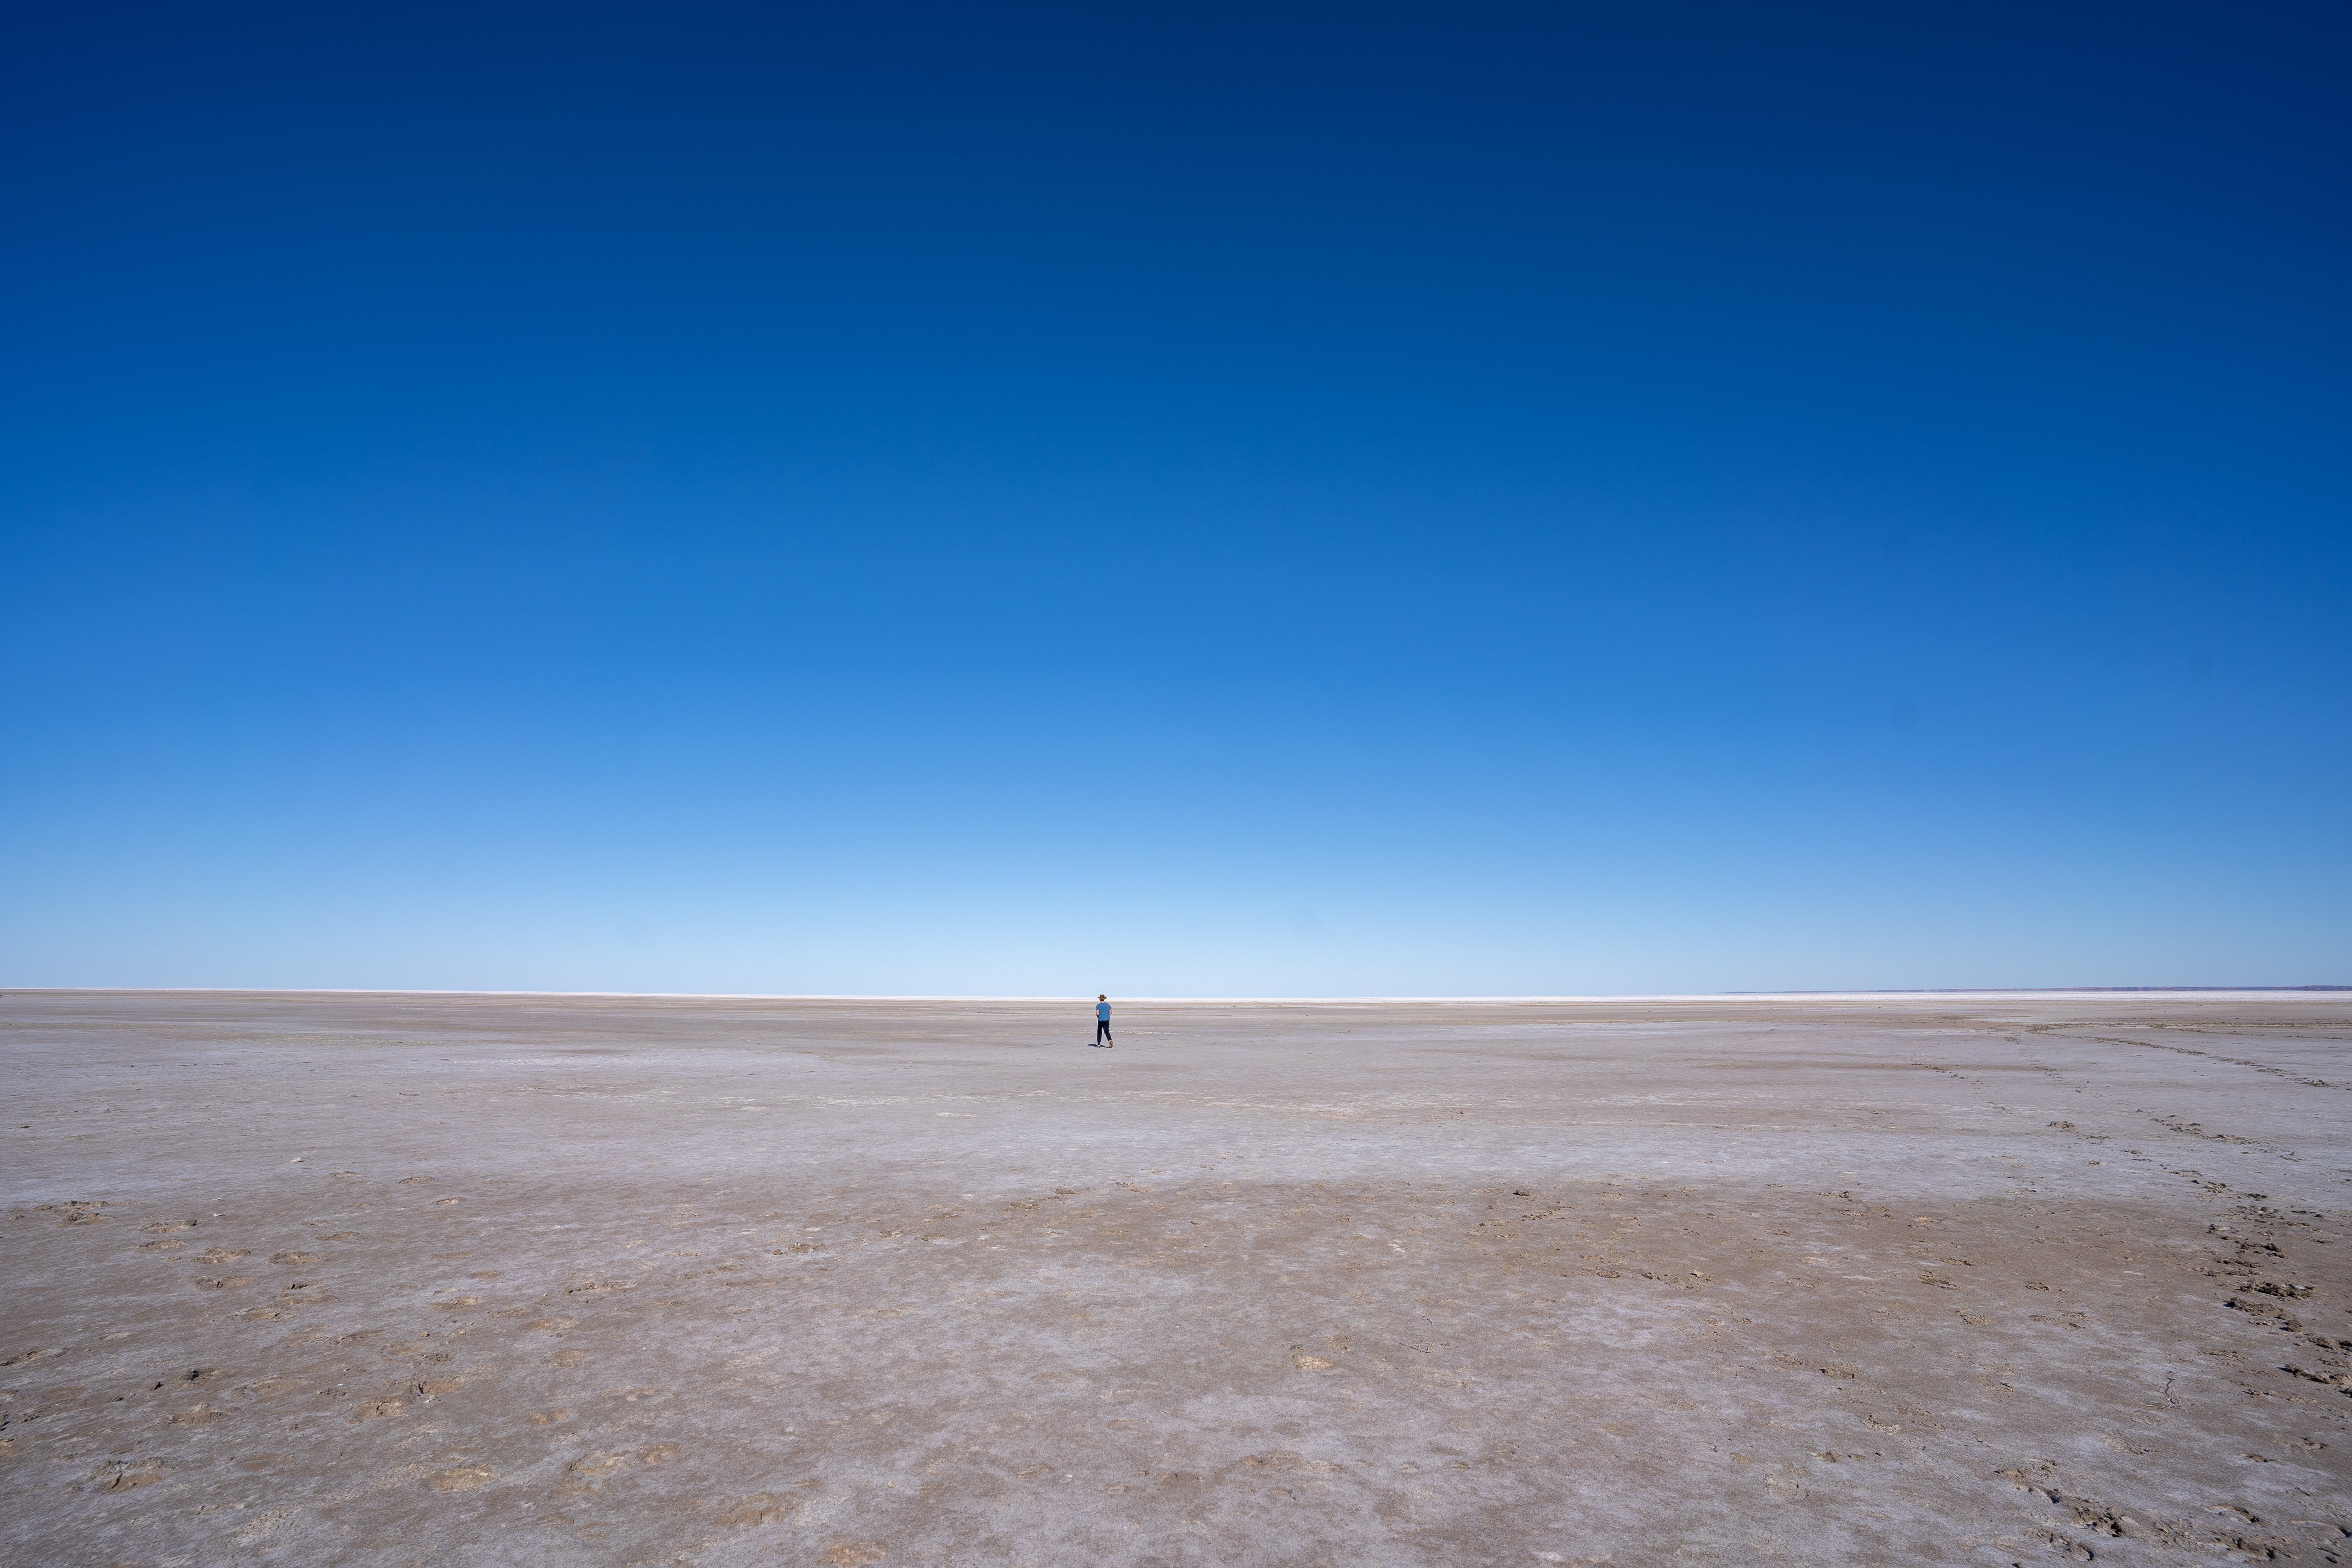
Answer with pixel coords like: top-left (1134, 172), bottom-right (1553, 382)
top-left (2, 990), bottom-right (2347, 1565)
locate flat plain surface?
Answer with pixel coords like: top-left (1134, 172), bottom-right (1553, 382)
top-left (3, 990), bottom-right (2348, 1567)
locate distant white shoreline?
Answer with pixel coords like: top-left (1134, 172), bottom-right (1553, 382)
top-left (0, 986), bottom-right (2342, 1002)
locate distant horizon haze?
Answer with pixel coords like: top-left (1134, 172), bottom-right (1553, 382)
top-left (0, 986), bottom-right (2344, 1003)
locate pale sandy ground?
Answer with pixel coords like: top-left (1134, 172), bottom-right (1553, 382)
top-left (3, 991), bottom-right (2349, 1568)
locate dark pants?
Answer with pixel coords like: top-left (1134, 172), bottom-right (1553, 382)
top-left (1096, 1019), bottom-right (1113, 1044)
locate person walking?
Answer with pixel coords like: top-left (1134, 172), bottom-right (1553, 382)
top-left (1093, 995), bottom-right (1114, 1048)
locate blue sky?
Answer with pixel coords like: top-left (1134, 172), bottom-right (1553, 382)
top-left (5, 2), bottom-right (2347, 994)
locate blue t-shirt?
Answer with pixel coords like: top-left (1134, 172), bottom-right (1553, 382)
top-left (1096, 1001), bottom-right (1111, 1020)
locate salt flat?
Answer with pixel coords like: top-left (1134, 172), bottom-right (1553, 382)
top-left (2, 990), bottom-right (2347, 1567)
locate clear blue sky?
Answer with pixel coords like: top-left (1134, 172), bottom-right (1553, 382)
top-left (5, 2), bottom-right (2346, 995)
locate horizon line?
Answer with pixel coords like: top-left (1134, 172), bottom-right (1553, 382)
top-left (2, 985), bottom-right (2344, 1002)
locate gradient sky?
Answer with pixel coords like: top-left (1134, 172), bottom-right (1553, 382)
top-left (5, 2), bottom-right (2347, 995)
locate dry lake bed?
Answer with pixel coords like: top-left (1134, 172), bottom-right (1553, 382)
top-left (2, 989), bottom-right (2348, 1567)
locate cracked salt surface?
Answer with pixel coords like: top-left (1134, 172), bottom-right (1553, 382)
top-left (0, 989), bottom-right (2347, 1566)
